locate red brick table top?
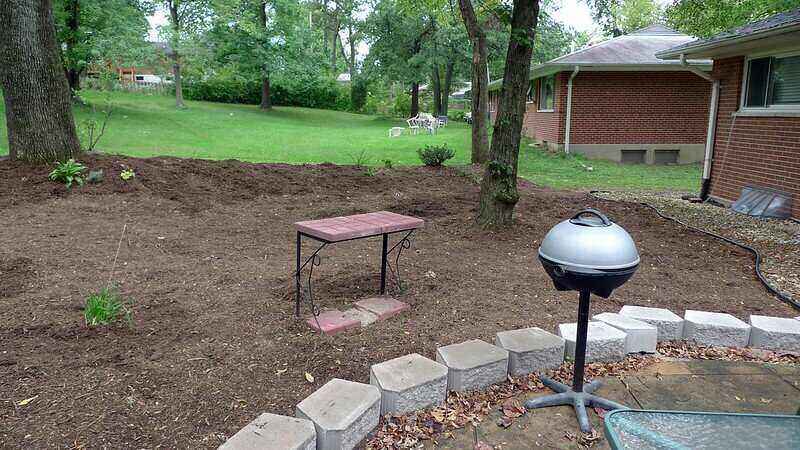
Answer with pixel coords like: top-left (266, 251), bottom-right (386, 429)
top-left (295, 211), bottom-right (424, 242)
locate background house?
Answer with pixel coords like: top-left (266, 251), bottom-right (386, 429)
top-left (489, 25), bottom-right (712, 165)
top-left (658, 9), bottom-right (800, 218)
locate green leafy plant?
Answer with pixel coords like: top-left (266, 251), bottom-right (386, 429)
top-left (120, 168), bottom-right (135, 181)
top-left (84, 287), bottom-right (132, 327)
top-left (49, 159), bottom-right (87, 188)
top-left (383, 159), bottom-right (393, 169)
top-left (417, 144), bottom-right (455, 167)
top-left (364, 166), bottom-right (377, 177)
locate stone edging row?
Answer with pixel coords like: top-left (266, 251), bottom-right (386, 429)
top-left (219, 306), bottom-right (800, 450)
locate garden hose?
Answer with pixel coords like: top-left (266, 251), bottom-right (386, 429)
top-left (589, 191), bottom-right (800, 312)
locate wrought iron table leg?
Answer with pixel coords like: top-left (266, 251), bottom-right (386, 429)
top-left (380, 233), bottom-right (388, 295)
top-left (385, 230), bottom-right (414, 294)
top-left (295, 231), bottom-right (301, 317)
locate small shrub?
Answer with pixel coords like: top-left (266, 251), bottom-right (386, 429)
top-left (120, 168), bottom-right (135, 181)
top-left (49, 159), bottom-right (87, 188)
top-left (383, 159), bottom-right (393, 169)
top-left (84, 287), bottom-right (132, 326)
top-left (348, 149), bottom-right (370, 167)
top-left (417, 144), bottom-right (455, 167)
top-left (448, 110), bottom-right (466, 122)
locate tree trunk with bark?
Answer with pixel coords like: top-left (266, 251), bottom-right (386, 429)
top-left (257, 1), bottom-right (271, 109)
top-left (477, 0), bottom-right (539, 227)
top-left (442, 61), bottom-right (454, 116)
top-left (458, 0), bottom-right (489, 164)
top-left (0, 0), bottom-right (81, 162)
top-left (64, 0), bottom-right (80, 93)
top-left (410, 82), bottom-right (420, 118)
top-left (260, 74), bottom-right (271, 110)
top-left (431, 66), bottom-right (442, 116)
top-left (168, 1), bottom-right (186, 108)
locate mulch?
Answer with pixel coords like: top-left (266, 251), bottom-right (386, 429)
top-left (0, 155), bottom-right (796, 448)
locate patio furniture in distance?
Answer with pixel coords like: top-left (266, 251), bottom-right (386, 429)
top-left (388, 127), bottom-right (404, 138)
top-left (437, 116), bottom-right (448, 127)
top-left (604, 409), bottom-right (800, 450)
top-left (293, 211), bottom-right (424, 318)
top-left (406, 117), bottom-right (420, 135)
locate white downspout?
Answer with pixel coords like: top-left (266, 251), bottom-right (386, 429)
top-left (681, 54), bottom-right (719, 199)
top-left (564, 66), bottom-right (580, 154)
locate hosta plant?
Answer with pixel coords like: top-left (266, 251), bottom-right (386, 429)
top-left (49, 159), bottom-right (87, 188)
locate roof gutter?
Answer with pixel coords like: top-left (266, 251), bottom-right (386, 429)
top-left (681, 54), bottom-right (719, 199)
top-left (564, 66), bottom-right (580, 154)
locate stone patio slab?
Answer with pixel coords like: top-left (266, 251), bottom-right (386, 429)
top-left (557, 321), bottom-right (627, 363)
top-left (305, 310), bottom-right (361, 335)
top-left (354, 296), bottom-right (410, 321)
top-left (341, 308), bottom-right (378, 326)
top-left (218, 413), bottom-right (316, 450)
top-left (748, 315), bottom-right (800, 352)
top-left (683, 310), bottom-right (751, 347)
top-left (296, 378), bottom-right (380, 450)
top-left (370, 353), bottom-right (448, 415)
top-left (593, 312), bottom-right (657, 354)
top-left (494, 327), bottom-right (565, 376)
top-left (619, 305), bottom-right (684, 341)
top-left (436, 339), bottom-right (509, 392)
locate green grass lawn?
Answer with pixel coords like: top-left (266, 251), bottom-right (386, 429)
top-left (0, 90), bottom-right (700, 191)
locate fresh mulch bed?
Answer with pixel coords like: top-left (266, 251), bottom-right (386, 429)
top-left (0, 155), bottom-right (796, 448)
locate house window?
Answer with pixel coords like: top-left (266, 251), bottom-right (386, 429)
top-left (526, 79), bottom-right (535, 103)
top-left (744, 54), bottom-right (800, 109)
top-left (538, 75), bottom-right (555, 111)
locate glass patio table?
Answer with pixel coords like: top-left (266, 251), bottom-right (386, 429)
top-left (604, 409), bottom-right (800, 450)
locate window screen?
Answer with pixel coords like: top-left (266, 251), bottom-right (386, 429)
top-left (770, 55), bottom-right (800, 105)
top-left (538, 75), bottom-right (554, 110)
top-left (745, 55), bottom-right (800, 107)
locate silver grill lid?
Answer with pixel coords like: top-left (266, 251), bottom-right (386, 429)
top-left (538, 209), bottom-right (640, 270)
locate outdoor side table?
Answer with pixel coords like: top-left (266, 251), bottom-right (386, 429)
top-left (293, 211), bottom-right (423, 317)
top-left (604, 409), bottom-right (800, 450)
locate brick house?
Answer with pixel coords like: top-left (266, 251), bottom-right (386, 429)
top-left (488, 25), bottom-right (712, 165)
top-left (658, 9), bottom-right (800, 218)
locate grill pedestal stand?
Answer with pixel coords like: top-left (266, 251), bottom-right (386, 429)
top-left (524, 290), bottom-right (628, 433)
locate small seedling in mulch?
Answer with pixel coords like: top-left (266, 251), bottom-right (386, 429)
top-left (84, 286), bottom-right (132, 326)
top-left (49, 159), bottom-right (87, 188)
top-left (363, 166), bottom-right (377, 177)
top-left (383, 159), bottom-right (393, 169)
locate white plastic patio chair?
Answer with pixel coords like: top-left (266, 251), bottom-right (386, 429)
top-left (388, 127), bottom-right (404, 138)
top-left (406, 117), bottom-right (420, 135)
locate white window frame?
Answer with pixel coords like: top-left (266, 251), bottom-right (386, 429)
top-left (537, 75), bottom-right (555, 112)
top-left (526, 79), bottom-right (535, 104)
top-left (739, 49), bottom-right (800, 115)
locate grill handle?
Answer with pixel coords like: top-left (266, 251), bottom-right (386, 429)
top-left (570, 208), bottom-right (611, 227)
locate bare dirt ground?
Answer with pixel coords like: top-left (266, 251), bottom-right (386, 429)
top-left (0, 155), bottom-right (796, 448)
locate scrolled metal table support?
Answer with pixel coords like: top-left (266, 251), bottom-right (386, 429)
top-left (383, 230), bottom-right (414, 295)
top-left (295, 232), bottom-right (327, 318)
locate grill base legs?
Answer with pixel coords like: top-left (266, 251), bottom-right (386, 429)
top-left (524, 376), bottom-right (628, 433)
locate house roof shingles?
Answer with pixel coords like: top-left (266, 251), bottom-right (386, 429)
top-left (657, 8), bottom-right (800, 59)
top-left (488, 25), bottom-right (709, 90)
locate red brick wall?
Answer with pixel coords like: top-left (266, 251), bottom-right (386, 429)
top-left (709, 56), bottom-right (800, 218)
top-left (568, 71), bottom-right (710, 144)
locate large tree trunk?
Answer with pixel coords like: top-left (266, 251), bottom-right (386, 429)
top-left (458, 0), bottom-right (490, 164)
top-left (64, 0), bottom-right (80, 93)
top-left (168, 1), bottom-right (185, 108)
top-left (260, 73), bottom-right (271, 110)
top-left (410, 82), bottom-right (420, 118)
top-left (477, 0), bottom-right (539, 227)
top-left (431, 66), bottom-right (442, 116)
top-left (442, 61), bottom-right (454, 116)
top-left (257, 2), bottom-right (270, 110)
top-left (0, 0), bottom-right (81, 162)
